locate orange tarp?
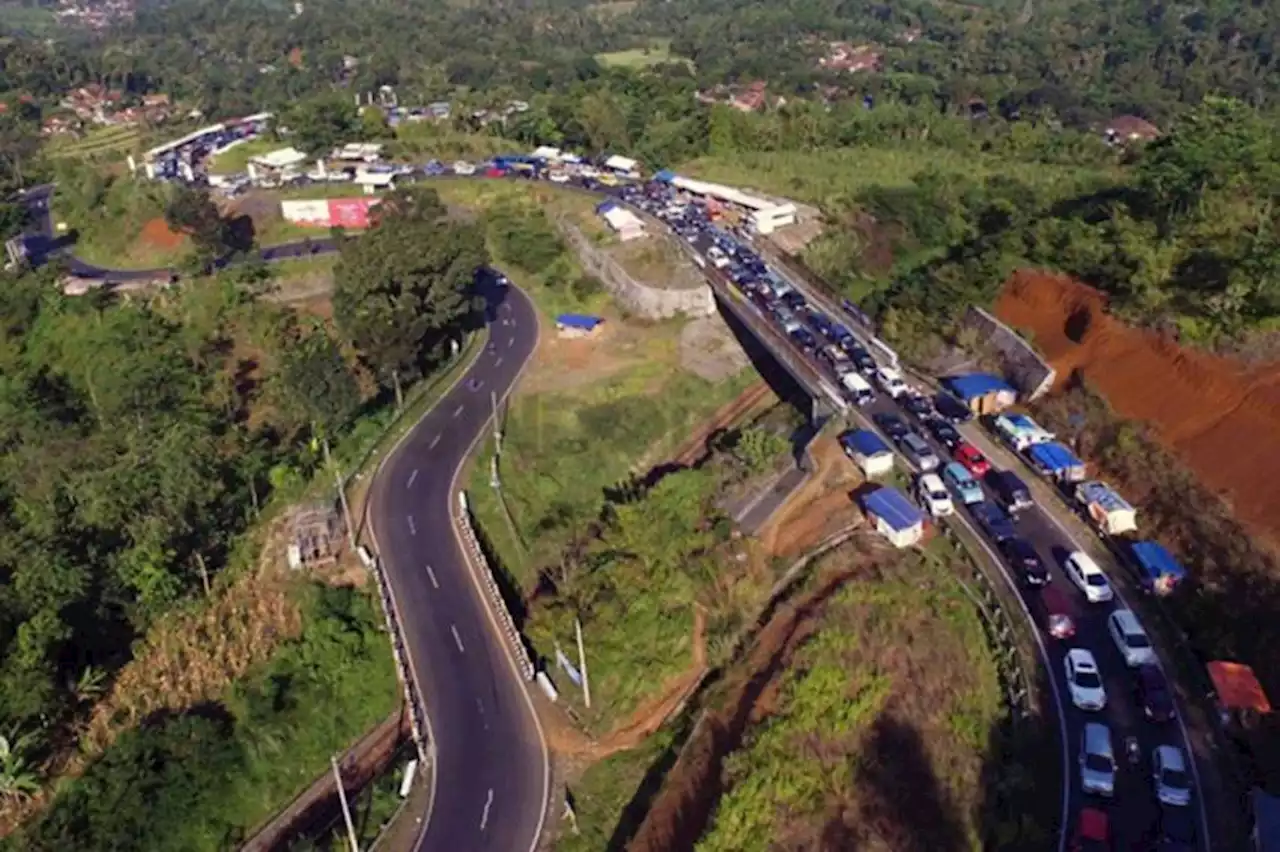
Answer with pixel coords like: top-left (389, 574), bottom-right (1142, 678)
top-left (1207, 660), bottom-right (1272, 713)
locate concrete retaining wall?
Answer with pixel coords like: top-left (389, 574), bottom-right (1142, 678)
top-left (964, 306), bottom-right (1056, 400)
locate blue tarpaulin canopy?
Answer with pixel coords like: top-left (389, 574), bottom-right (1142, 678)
top-left (1026, 442), bottom-right (1085, 474)
top-left (840, 429), bottom-right (889, 457)
top-left (595, 199), bottom-right (618, 213)
top-left (862, 487), bottom-right (924, 532)
top-left (1129, 540), bottom-right (1187, 591)
top-left (556, 314), bottom-right (604, 331)
top-left (946, 373), bottom-right (1016, 402)
top-left (654, 169), bottom-right (677, 182)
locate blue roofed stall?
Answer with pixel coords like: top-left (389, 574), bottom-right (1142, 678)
top-left (944, 373), bottom-right (1018, 415)
top-left (654, 169), bottom-right (677, 182)
top-left (839, 429), bottom-right (894, 477)
top-left (1128, 540), bottom-right (1188, 596)
top-left (555, 313), bottom-right (605, 339)
top-left (861, 487), bottom-right (925, 548)
top-left (1025, 441), bottom-right (1087, 482)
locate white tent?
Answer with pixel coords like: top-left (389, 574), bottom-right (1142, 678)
top-left (604, 154), bottom-right (639, 175)
top-left (251, 147), bottom-right (309, 170)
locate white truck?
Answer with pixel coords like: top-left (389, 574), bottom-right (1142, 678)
top-left (839, 370), bottom-right (874, 406)
top-left (1075, 480), bottom-right (1138, 536)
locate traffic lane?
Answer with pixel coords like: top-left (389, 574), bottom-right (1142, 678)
top-left (371, 288), bottom-right (545, 852)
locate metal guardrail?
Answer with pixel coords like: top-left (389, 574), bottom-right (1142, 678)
top-left (457, 496), bottom-right (536, 681)
top-left (363, 547), bottom-right (432, 761)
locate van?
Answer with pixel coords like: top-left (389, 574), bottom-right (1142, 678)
top-left (839, 371), bottom-right (874, 406)
top-left (988, 470), bottom-right (1033, 513)
top-left (941, 462), bottom-right (984, 505)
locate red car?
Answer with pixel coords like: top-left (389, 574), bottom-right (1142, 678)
top-left (952, 441), bottom-right (992, 477)
top-left (1072, 807), bottom-right (1109, 852)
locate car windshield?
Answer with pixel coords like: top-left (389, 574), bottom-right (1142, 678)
top-left (1075, 669), bottom-right (1101, 689)
top-left (1084, 753), bottom-right (1113, 773)
top-left (1127, 632), bottom-right (1152, 649)
top-left (930, 489), bottom-right (948, 502)
top-left (1086, 573), bottom-right (1110, 587)
top-left (1161, 767), bottom-right (1190, 789)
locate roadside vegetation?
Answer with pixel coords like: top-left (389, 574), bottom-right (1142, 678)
top-left (0, 187), bottom-right (485, 843)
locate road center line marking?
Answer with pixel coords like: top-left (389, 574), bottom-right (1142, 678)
top-left (450, 624), bottom-right (466, 654)
top-left (453, 404), bottom-right (464, 418)
top-left (425, 564), bottom-right (439, 589)
top-left (494, 356), bottom-right (503, 367)
top-left (507, 337), bottom-right (514, 347)
top-left (428, 434), bottom-right (441, 449)
top-left (406, 469), bottom-right (418, 489)
top-left (407, 516), bottom-right (416, 536)
top-left (480, 788), bottom-right (494, 832)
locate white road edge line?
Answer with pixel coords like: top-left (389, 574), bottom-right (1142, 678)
top-left (406, 469), bottom-right (418, 489)
top-left (446, 289), bottom-right (549, 852)
top-left (425, 564), bottom-right (439, 589)
top-left (450, 624), bottom-right (465, 654)
top-left (480, 788), bottom-right (494, 832)
top-left (362, 327), bottom-right (489, 851)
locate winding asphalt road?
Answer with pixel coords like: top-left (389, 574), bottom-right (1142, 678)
top-left (365, 276), bottom-right (548, 852)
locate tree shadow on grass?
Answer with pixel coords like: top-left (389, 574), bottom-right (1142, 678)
top-left (852, 712), bottom-right (968, 852)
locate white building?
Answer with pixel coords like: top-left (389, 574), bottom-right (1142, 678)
top-left (749, 203), bottom-right (798, 234)
top-left (599, 204), bottom-right (647, 241)
top-left (603, 154), bottom-right (640, 178)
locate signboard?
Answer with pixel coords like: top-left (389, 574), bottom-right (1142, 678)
top-left (555, 646), bottom-right (582, 686)
top-left (280, 199), bottom-right (332, 227)
top-left (329, 197), bottom-right (380, 228)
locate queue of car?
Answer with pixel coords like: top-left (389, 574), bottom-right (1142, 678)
top-left (651, 190), bottom-right (1201, 850)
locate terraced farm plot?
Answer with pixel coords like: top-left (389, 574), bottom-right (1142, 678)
top-left (47, 125), bottom-right (147, 160)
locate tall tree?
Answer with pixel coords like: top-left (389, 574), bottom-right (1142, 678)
top-left (332, 191), bottom-right (485, 391)
top-left (283, 95), bottom-right (361, 157)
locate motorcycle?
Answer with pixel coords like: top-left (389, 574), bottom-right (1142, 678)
top-left (1125, 736), bottom-right (1141, 766)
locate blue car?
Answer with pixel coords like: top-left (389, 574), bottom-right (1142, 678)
top-left (970, 501), bottom-right (1017, 542)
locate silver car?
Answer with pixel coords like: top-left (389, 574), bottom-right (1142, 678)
top-left (1153, 745), bottom-right (1193, 807)
top-left (899, 432), bottom-right (940, 472)
top-left (1079, 722), bottom-right (1115, 797)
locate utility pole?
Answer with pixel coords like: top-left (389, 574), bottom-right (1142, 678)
top-left (576, 617), bottom-right (590, 709)
top-left (331, 755), bottom-right (361, 852)
top-left (335, 468), bottom-right (356, 551)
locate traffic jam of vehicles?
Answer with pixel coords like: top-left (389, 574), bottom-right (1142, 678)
top-left (140, 128), bottom-right (1207, 849)
top-left (605, 177), bottom-right (1204, 852)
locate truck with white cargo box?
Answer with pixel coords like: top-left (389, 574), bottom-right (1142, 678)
top-left (1075, 480), bottom-right (1137, 536)
top-left (992, 413), bottom-right (1055, 452)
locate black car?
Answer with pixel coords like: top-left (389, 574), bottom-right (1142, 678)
top-left (1155, 805), bottom-right (1195, 852)
top-left (971, 501), bottom-right (1017, 542)
top-left (925, 417), bottom-right (962, 449)
top-left (902, 394), bottom-right (933, 421)
top-left (781, 291), bottom-right (806, 311)
top-left (999, 536), bottom-right (1049, 586)
top-left (933, 392), bottom-right (974, 424)
top-left (873, 412), bottom-right (910, 442)
top-left (789, 327), bottom-right (817, 352)
top-left (1136, 664), bottom-right (1177, 723)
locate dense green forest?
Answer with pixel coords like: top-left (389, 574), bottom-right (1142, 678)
top-left (0, 186), bottom-right (481, 832)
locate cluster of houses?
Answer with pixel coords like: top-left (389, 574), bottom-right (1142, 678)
top-left (52, 0), bottom-right (134, 30)
top-left (40, 85), bottom-right (174, 138)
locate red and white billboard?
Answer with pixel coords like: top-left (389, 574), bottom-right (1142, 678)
top-left (279, 197), bottom-right (381, 229)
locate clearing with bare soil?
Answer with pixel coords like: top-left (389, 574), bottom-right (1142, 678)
top-left (756, 434), bottom-right (864, 559)
top-left (138, 216), bottom-right (186, 250)
top-left (995, 270), bottom-right (1280, 542)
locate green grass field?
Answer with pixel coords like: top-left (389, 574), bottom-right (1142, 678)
top-left (47, 124), bottom-right (148, 161)
top-left (680, 146), bottom-right (1115, 209)
top-left (0, 3), bottom-right (57, 34)
top-left (595, 40), bottom-right (693, 70)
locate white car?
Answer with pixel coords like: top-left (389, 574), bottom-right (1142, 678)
top-left (452, 161), bottom-right (476, 176)
top-left (915, 473), bottom-right (955, 517)
top-left (874, 366), bottom-right (908, 398)
top-left (1107, 609), bottom-right (1157, 668)
top-left (1064, 551), bottom-right (1114, 603)
top-left (1065, 648), bottom-right (1107, 711)
top-left (1153, 745), bottom-right (1193, 807)
top-left (548, 171), bottom-right (570, 183)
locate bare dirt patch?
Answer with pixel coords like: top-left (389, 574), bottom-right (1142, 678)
top-left (609, 236), bottom-right (705, 290)
top-left (519, 315), bottom-right (645, 395)
top-left (995, 270), bottom-right (1280, 541)
top-left (757, 435), bottom-right (864, 559)
top-left (139, 216), bottom-right (186, 250)
top-left (678, 314), bottom-right (751, 382)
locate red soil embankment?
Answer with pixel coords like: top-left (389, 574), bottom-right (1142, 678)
top-left (139, 217), bottom-right (186, 249)
top-left (994, 270), bottom-right (1280, 539)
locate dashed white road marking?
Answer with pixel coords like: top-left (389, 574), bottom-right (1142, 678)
top-left (494, 357), bottom-right (503, 367)
top-left (479, 788), bottom-right (494, 832)
top-left (507, 337), bottom-right (515, 348)
top-left (407, 516), bottom-right (416, 536)
top-left (450, 624), bottom-right (466, 653)
top-left (453, 404), bottom-right (464, 418)
top-left (406, 469), bottom-right (418, 489)
top-left (425, 564), bottom-right (439, 589)
top-left (429, 434), bottom-right (441, 449)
